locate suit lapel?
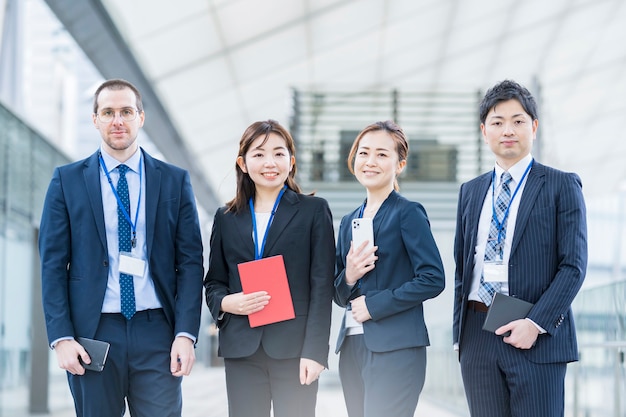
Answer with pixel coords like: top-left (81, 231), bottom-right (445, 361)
top-left (262, 189), bottom-right (299, 257)
top-left (510, 162), bottom-right (545, 255)
top-left (235, 208), bottom-right (256, 257)
top-left (84, 152), bottom-right (107, 250)
top-left (468, 173), bottom-right (492, 251)
top-left (142, 150), bottom-right (161, 258)
top-left (464, 171), bottom-right (492, 274)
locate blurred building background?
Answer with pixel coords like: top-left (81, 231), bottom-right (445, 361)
top-left (0, 0), bottom-right (625, 416)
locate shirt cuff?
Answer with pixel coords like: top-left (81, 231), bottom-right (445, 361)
top-left (525, 318), bottom-right (546, 334)
top-left (175, 332), bottom-right (197, 344)
top-left (50, 336), bottom-right (74, 350)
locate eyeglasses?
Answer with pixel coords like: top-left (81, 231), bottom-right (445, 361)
top-left (96, 107), bottom-right (140, 123)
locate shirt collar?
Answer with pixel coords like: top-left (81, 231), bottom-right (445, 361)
top-left (494, 153), bottom-right (533, 187)
top-left (100, 146), bottom-right (142, 174)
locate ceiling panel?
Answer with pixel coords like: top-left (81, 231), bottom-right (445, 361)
top-left (81, 0), bottom-right (626, 201)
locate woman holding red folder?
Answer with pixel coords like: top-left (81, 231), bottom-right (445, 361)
top-left (333, 120), bottom-right (446, 417)
top-left (204, 119), bottom-right (335, 417)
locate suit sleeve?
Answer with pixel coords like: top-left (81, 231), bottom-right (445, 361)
top-left (39, 168), bottom-right (75, 343)
top-left (364, 202), bottom-right (446, 321)
top-left (301, 199), bottom-right (336, 366)
top-left (173, 171), bottom-right (204, 339)
top-left (452, 183), bottom-right (467, 345)
top-left (203, 208), bottom-right (231, 326)
top-left (526, 172), bottom-right (587, 335)
top-left (333, 216), bottom-right (360, 307)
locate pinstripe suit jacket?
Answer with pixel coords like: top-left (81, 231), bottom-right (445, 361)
top-left (453, 161), bottom-right (587, 363)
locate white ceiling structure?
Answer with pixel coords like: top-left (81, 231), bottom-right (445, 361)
top-left (45, 0), bottom-right (626, 211)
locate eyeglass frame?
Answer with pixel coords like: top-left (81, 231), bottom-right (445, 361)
top-left (95, 107), bottom-right (142, 123)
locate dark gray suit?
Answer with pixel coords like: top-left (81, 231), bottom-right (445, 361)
top-left (453, 161), bottom-right (587, 416)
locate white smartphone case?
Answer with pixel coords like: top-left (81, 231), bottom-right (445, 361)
top-left (351, 218), bottom-right (374, 251)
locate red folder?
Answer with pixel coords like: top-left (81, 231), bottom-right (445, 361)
top-left (237, 255), bottom-right (295, 328)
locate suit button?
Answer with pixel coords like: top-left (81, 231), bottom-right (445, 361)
top-left (103, 260), bottom-right (109, 267)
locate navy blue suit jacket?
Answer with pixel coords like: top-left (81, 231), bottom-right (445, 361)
top-left (39, 149), bottom-right (204, 345)
top-left (334, 191), bottom-right (445, 353)
top-left (204, 190), bottom-right (336, 367)
top-left (453, 161), bottom-right (587, 363)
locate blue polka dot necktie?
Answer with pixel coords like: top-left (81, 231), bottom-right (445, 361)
top-left (117, 164), bottom-right (136, 319)
top-left (478, 171), bottom-right (512, 306)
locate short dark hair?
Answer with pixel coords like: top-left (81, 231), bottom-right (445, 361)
top-left (93, 79), bottom-right (143, 114)
top-left (479, 80), bottom-right (538, 124)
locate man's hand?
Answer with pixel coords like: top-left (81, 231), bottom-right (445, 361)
top-left (170, 336), bottom-right (195, 377)
top-left (55, 339), bottom-right (89, 375)
top-left (496, 319), bottom-right (539, 349)
top-left (299, 358), bottom-right (324, 385)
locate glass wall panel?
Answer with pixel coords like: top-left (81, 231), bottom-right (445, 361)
top-left (0, 101), bottom-right (69, 414)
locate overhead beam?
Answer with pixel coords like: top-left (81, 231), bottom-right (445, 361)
top-left (43, 0), bottom-right (220, 213)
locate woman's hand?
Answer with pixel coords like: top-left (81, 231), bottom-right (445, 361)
top-left (220, 291), bottom-right (270, 316)
top-left (300, 358), bottom-right (325, 385)
top-left (350, 295), bottom-right (372, 323)
top-left (344, 241), bottom-right (378, 285)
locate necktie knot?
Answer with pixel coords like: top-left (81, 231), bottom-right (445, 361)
top-left (500, 171), bottom-right (512, 186)
top-left (118, 164), bottom-right (129, 176)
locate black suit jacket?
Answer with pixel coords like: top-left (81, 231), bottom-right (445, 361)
top-left (453, 161), bottom-right (587, 363)
top-left (39, 149), bottom-right (204, 344)
top-left (204, 189), bottom-right (335, 367)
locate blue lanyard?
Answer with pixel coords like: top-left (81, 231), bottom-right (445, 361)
top-left (249, 185), bottom-right (287, 260)
top-left (99, 152), bottom-right (142, 248)
top-left (357, 199), bottom-right (367, 218)
top-left (491, 159), bottom-right (533, 246)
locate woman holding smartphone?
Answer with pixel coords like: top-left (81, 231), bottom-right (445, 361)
top-left (334, 120), bottom-right (446, 417)
top-left (204, 120), bottom-right (335, 417)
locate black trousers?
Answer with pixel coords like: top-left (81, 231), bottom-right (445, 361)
top-left (223, 346), bottom-right (318, 417)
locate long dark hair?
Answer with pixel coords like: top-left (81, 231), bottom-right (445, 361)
top-left (226, 120), bottom-right (301, 213)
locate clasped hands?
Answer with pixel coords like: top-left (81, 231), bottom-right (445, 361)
top-left (344, 240), bottom-right (377, 323)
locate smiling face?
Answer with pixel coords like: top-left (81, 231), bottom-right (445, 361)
top-left (236, 132), bottom-right (295, 194)
top-left (93, 87), bottom-right (144, 160)
top-left (353, 130), bottom-right (406, 194)
top-left (481, 98), bottom-right (538, 170)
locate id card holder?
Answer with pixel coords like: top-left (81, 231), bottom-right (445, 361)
top-left (119, 252), bottom-right (146, 277)
top-left (483, 261), bottom-right (507, 283)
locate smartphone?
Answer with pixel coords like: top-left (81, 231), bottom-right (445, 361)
top-left (351, 218), bottom-right (374, 252)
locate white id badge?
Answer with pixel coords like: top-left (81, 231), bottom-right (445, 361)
top-left (483, 262), bottom-right (507, 283)
top-left (119, 253), bottom-right (146, 277)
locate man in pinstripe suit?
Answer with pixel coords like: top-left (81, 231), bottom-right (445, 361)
top-left (453, 80), bottom-right (587, 417)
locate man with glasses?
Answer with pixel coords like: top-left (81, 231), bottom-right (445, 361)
top-left (39, 78), bottom-right (204, 416)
